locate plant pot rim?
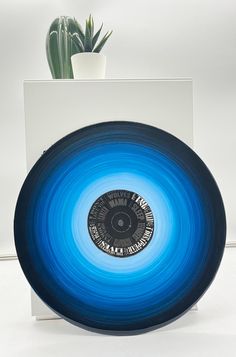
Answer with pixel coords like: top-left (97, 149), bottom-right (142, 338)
top-left (71, 52), bottom-right (106, 59)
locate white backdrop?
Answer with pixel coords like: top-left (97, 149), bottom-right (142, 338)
top-left (0, 0), bottom-right (235, 254)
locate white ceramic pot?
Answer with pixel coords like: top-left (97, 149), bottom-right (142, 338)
top-left (71, 52), bottom-right (106, 79)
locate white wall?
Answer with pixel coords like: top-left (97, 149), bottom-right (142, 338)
top-left (0, 0), bottom-right (235, 254)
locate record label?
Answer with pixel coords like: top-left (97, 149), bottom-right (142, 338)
top-left (88, 190), bottom-right (154, 257)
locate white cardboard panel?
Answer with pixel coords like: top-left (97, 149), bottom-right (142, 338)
top-left (24, 79), bottom-right (193, 318)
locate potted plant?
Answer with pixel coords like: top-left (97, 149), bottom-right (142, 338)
top-left (70, 15), bottom-right (112, 79)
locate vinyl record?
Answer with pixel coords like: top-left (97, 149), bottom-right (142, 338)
top-left (14, 121), bottom-right (226, 333)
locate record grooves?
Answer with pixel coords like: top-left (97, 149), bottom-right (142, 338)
top-left (14, 121), bottom-right (226, 333)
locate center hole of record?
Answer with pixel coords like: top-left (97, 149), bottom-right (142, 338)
top-left (88, 189), bottom-right (154, 258)
top-left (118, 219), bottom-right (123, 227)
top-left (111, 212), bottom-right (131, 233)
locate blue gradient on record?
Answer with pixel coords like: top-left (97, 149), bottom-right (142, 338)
top-left (14, 121), bottom-right (226, 332)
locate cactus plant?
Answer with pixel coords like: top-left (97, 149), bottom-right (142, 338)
top-left (46, 15), bottom-right (112, 79)
top-left (46, 16), bottom-right (82, 79)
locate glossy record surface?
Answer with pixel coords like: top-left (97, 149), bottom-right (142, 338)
top-left (14, 121), bottom-right (226, 332)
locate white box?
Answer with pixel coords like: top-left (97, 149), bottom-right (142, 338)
top-left (24, 79), bottom-right (193, 319)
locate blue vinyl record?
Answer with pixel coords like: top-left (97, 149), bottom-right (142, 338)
top-left (14, 121), bottom-right (226, 333)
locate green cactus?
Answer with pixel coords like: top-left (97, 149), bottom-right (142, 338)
top-left (46, 16), bottom-right (82, 79)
